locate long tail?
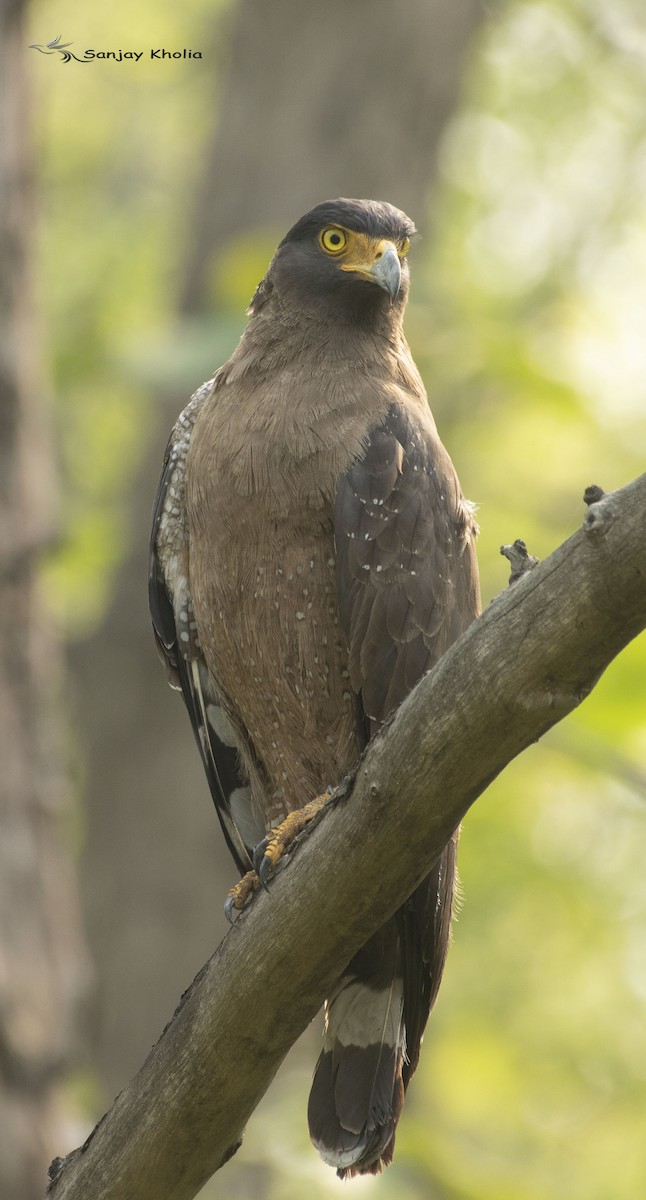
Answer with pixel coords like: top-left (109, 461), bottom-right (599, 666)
top-left (308, 922), bottom-right (405, 1176)
top-left (308, 836), bottom-right (458, 1177)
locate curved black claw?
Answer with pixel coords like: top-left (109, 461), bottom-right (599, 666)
top-left (250, 840), bottom-right (268, 878)
top-left (250, 840), bottom-right (273, 888)
top-left (258, 853), bottom-right (275, 891)
top-left (224, 894), bottom-right (238, 925)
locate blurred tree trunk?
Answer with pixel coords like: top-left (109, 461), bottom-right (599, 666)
top-left (74, 0), bottom-right (488, 1101)
top-left (182, 0), bottom-right (486, 313)
top-left (0, 3), bottom-right (90, 1197)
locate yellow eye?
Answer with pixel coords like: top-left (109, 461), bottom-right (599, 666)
top-left (320, 227), bottom-right (347, 255)
top-left (399, 237), bottom-right (411, 256)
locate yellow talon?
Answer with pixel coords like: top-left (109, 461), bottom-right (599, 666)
top-left (263, 839), bottom-right (283, 867)
top-left (224, 869), bottom-right (261, 922)
top-left (225, 790), bottom-right (333, 920)
top-left (260, 792), bottom-right (331, 876)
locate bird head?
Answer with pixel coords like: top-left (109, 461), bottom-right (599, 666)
top-left (252, 199), bottom-right (417, 326)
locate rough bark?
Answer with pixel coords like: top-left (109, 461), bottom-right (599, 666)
top-left (47, 476), bottom-right (646, 1200)
top-left (73, 0), bottom-right (489, 1098)
top-left (0, 3), bottom-right (90, 1196)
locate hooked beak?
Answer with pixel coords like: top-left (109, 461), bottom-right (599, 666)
top-left (341, 240), bottom-right (402, 301)
top-left (367, 243), bottom-right (402, 300)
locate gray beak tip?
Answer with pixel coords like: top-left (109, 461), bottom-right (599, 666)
top-left (370, 246), bottom-right (401, 301)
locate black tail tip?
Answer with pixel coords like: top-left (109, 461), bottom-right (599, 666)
top-left (308, 1048), bottom-right (404, 1176)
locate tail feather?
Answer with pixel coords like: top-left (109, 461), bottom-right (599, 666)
top-left (308, 837), bottom-right (458, 1176)
top-left (308, 1039), bottom-right (404, 1175)
top-left (308, 926), bottom-right (405, 1177)
top-left (400, 831), bottom-right (459, 1085)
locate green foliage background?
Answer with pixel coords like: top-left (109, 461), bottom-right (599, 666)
top-left (30, 0), bottom-right (645, 1196)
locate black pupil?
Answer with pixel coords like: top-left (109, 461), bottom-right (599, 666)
top-left (329, 233), bottom-right (341, 244)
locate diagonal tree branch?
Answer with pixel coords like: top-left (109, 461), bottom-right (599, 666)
top-left (46, 475), bottom-right (646, 1200)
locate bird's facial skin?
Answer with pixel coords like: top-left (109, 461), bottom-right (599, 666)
top-left (318, 226), bottom-right (409, 300)
top-left (263, 201), bottom-right (416, 323)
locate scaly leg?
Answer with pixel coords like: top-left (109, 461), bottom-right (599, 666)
top-left (224, 869), bottom-right (261, 924)
top-left (224, 788), bottom-right (334, 923)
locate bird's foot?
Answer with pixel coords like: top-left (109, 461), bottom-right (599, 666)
top-left (224, 869), bottom-right (261, 924)
top-left (224, 788), bottom-right (334, 923)
top-left (253, 789), bottom-right (333, 888)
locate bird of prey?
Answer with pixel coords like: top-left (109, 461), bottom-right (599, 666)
top-left (149, 198), bottom-right (480, 1177)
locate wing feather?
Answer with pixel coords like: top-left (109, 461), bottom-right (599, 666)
top-left (149, 385), bottom-right (261, 875)
top-left (334, 398), bottom-right (480, 1091)
top-left (335, 400), bottom-right (479, 723)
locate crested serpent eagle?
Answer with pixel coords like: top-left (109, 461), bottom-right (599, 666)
top-left (149, 198), bottom-right (481, 1176)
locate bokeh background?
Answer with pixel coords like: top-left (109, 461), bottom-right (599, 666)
top-left (2, 0), bottom-right (646, 1197)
